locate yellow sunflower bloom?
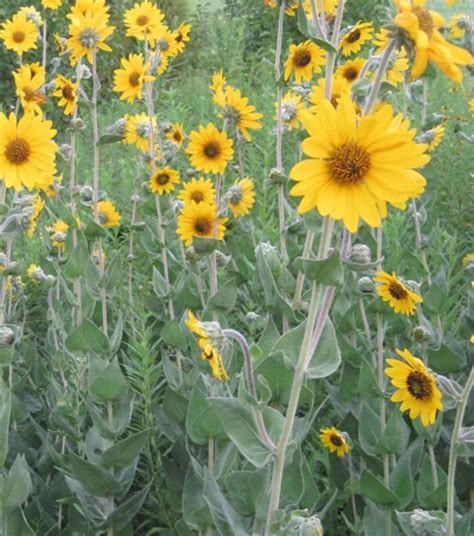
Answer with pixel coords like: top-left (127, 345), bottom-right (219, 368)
top-left (284, 40), bottom-right (326, 83)
top-left (52, 75), bottom-right (79, 116)
top-left (155, 54), bottom-right (169, 75)
top-left (374, 271), bottom-right (423, 315)
top-left (166, 123), bottom-right (185, 149)
top-left (173, 22), bottom-right (191, 54)
top-left (149, 167), bottom-right (180, 195)
top-left (67, 10), bottom-right (115, 64)
top-left (302, 0), bottom-right (337, 16)
top-left (320, 427), bottom-right (350, 457)
top-left (96, 200), bottom-right (121, 229)
top-left (13, 64), bottom-right (46, 115)
top-left (335, 58), bottom-right (366, 85)
top-left (41, 0), bottom-right (63, 8)
top-left (339, 21), bottom-right (374, 57)
top-left (385, 348), bottom-right (443, 427)
top-left (153, 24), bottom-right (179, 58)
top-left (38, 174), bottom-right (63, 198)
top-left (185, 310), bottom-right (208, 339)
top-left (0, 13), bottom-right (38, 55)
top-left (178, 177), bottom-right (216, 206)
top-left (26, 196), bottom-right (45, 239)
top-left (225, 178), bottom-right (256, 218)
top-left (113, 53), bottom-right (154, 104)
top-left (213, 85), bottom-right (263, 142)
top-left (385, 49), bottom-right (410, 85)
top-left (278, 91), bottom-right (305, 130)
top-left (210, 70), bottom-right (226, 94)
top-left (308, 76), bottom-right (351, 111)
top-left (123, 113), bottom-right (157, 152)
top-left (49, 219), bottom-right (69, 252)
top-left (0, 113), bottom-right (57, 191)
top-left (69, 0), bottom-right (109, 19)
top-left (19, 6), bottom-right (43, 27)
top-left (422, 124), bottom-right (446, 152)
top-left (373, 27), bottom-right (390, 54)
top-left (290, 96), bottom-right (430, 232)
top-left (186, 123), bottom-right (234, 175)
top-left (448, 15), bottom-right (469, 39)
top-left (123, 1), bottom-right (165, 46)
top-left (177, 202), bottom-right (227, 246)
top-left (394, 0), bottom-right (472, 83)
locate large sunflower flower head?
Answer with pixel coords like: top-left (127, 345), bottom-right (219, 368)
top-left (394, 0), bottom-right (472, 83)
top-left (113, 53), bottom-right (154, 104)
top-left (374, 271), bottom-right (423, 315)
top-left (284, 40), bottom-right (327, 83)
top-left (149, 166), bottom-right (180, 195)
top-left (67, 9), bottom-right (115, 64)
top-left (225, 177), bottom-right (256, 218)
top-left (96, 200), bottom-right (121, 228)
top-left (320, 427), bottom-right (350, 457)
top-left (52, 75), bottom-right (79, 116)
top-left (339, 21), bottom-right (374, 57)
top-left (289, 96), bottom-right (430, 233)
top-left (0, 113), bottom-right (57, 191)
top-left (123, 1), bottom-right (165, 46)
top-left (13, 64), bottom-right (46, 115)
top-left (0, 12), bottom-right (38, 55)
top-left (177, 202), bottom-right (227, 246)
top-left (213, 85), bottom-right (263, 142)
top-left (186, 123), bottom-right (234, 175)
top-left (385, 348), bottom-right (443, 427)
top-left (178, 177), bottom-right (216, 206)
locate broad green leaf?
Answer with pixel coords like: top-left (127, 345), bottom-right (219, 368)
top-left (102, 484), bottom-right (151, 530)
top-left (375, 407), bottom-right (410, 455)
top-left (223, 468), bottom-right (269, 517)
top-left (63, 241), bottom-right (89, 280)
top-left (186, 385), bottom-right (227, 444)
top-left (69, 452), bottom-right (123, 497)
top-left (65, 476), bottom-right (112, 526)
top-left (182, 459), bottom-right (213, 530)
top-left (97, 134), bottom-right (124, 146)
top-left (0, 381), bottom-right (11, 465)
top-left (358, 403), bottom-right (380, 456)
top-left (416, 455), bottom-right (447, 508)
top-left (391, 449), bottom-right (414, 509)
top-left (424, 271), bottom-right (449, 313)
top-left (428, 342), bottom-right (466, 373)
top-left (3, 455), bottom-right (32, 511)
top-left (152, 267), bottom-right (168, 298)
top-left (193, 237), bottom-right (220, 254)
top-left (89, 356), bottom-right (128, 402)
top-left (66, 318), bottom-right (110, 354)
top-left (306, 317), bottom-right (341, 379)
top-left (363, 502), bottom-right (397, 536)
top-left (110, 312), bottom-right (123, 355)
top-left (161, 319), bottom-right (187, 349)
top-left (207, 278), bottom-right (237, 312)
top-left (101, 431), bottom-right (148, 468)
top-left (293, 250), bottom-right (343, 287)
top-left (3, 508), bottom-right (34, 536)
top-left (360, 469), bottom-right (400, 508)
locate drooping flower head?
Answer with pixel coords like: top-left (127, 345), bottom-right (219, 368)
top-left (320, 427), bottom-right (350, 457)
top-left (186, 123), bottom-right (234, 175)
top-left (177, 202), bottom-right (227, 246)
top-left (374, 271), bottom-right (423, 315)
top-left (278, 92), bottom-right (305, 130)
top-left (385, 348), bottom-right (443, 427)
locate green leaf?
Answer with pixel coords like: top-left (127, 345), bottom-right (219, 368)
top-left (63, 241), bottom-right (89, 280)
top-left (110, 312), bottom-right (123, 355)
top-left (193, 237), bottom-right (220, 255)
top-left (375, 408), bottom-right (410, 455)
top-left (101, 431), bottom-right (148, 468)
top-left (182, 459), bottom-right (213, 530)
top-left (360, 469), bottom-right (400, 508)
top-left (66, 318), bottom-right (110, 354)
top-left (69, 452), bottom-right (123, 497)
top-left (391, 449), bottom-right (414, 509)
top-left (358, 403), bottom-right (380, 456)
top-left (84, 219), bottom-right (108, 239)
top-left (0, 381), bottom-right (11, 465)
top-left (293, 250), bottom-right (343, 287)
top-left (3, 455), bottom-right (32, 511)
top-left (186, 385), bottom-right (227, 445)
top-left (102, 485), bottom-right (151, 530)
top-left (3, 508), bottom-right (34, 536)
top-left (89, 356), bottom-right (128, 402)
top-left (207, 278), bottom-right (237, 312)
top-left (101, 253), bottom-right (122, 291)
top-left (152, 267), bottom-right (168, 298)
top-left (416, 455), bottom-right (447, 508)
top-left (223, 468), bottom-right (269, 517)
top-left (363, 502), bottom-right (397, 536)
top-left (424, 271), bottom-right (449, 313)
top-left (97, 134), bottom-right (124, 146)
top-left (306, 317), bottom-right (341, 379)
top-left (428, 341), bottom-right (466, 373)
top-left (161, 319), bottom-right (187, 349)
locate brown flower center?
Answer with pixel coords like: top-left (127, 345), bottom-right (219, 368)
top-left (173, 131), bottom-right (182, 142)
top-left (293, 48), bottom-right (312, 68)
top-left (194, 218), bottom-right (211, 234)
top-left (412, 7), bottom-right (434, 36)
top-left (204, 142), bottom-right (220, 159)
top-left (136, 15), bottom-right (149, 26)
top-left (330, 434), bottom-right (343, 447)
top-left (406, 370), bottom-right (432, 400)
top-left (5, 139), bottom-right (30, 165)
top-left (156, 173), bottom-right (170, 185)
top-left (62, 85), bottom-right (74, 100)
top-left (388, 282), bottom-right (408, 300)
top-left (327, 142), bottom-right (371, 184)
top-left (12, 30), bottom-right (26, 43)
top-left (129, 71), bottom-right (141, 87)
top-left (344, 67), bottom-right (359, 81)
top-left (191, 191), bottom-right (204, 203)
top-left (346, 29), bottom-right (361, 44)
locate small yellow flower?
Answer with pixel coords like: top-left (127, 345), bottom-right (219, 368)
top-left (13, 64), bottom-right (46, 115)
top-left (374, 271), bottom-right (423, 316)
top-left (149, 167), bottom-right (180, 195)
top-left (226, 178), bottom-right (256, 218)
top-left (373, 27), bottom-right (390, 54)
top-left (178, 177), bottom-right (216, 206)
top-left (26, 196), bottom-right (45, 239)
top-left (385, 348), bottom-right (443, 427)
top-left (210, 70), bottom-right (226, 94)
top-left (284, 40), bottom-right (326, 83)
top-left (173, 22), bottom-right (191, 54)
top-left (49, 219), bottom-right (69, 252)
top-left (385, 49), bottom-right (409, 86)
top-left (186, 123), bottom-right (234, 175)
top-left (123, 113), bottom-right (156, 152)
top-left (96, 200), bottom-right (121, 229)
top-left (123, 1), bottom-right (165, 46)
top-left (42, 0), bottom-right (63, 8)
top-left (335, 58), bottom-right (366, 85)
top-left (177, 202), bottom-right (227, 246)
top-left (448, 15), bottom-right (469, 39)
top-left (166, 123), bottom-right (185, 149)
top-left (278, 92), bottom-right (305, 130)
top-left (339, 21), bottom-right (373, 57)
top-left (423, 124), bottom-right (446, 152)
top-left (153, 24), bottom-right (179, 58)
top-left (320, 427), bottom-right (350, 457)
top-left (52, 75), bottom-right (79, 116)
top-left (0, 13), bottom-right (38, 55)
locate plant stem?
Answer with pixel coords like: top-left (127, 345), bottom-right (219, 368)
top-left (364, 39), bottom-right (396, 115)
top-left (42, 17), bottom-right (47, 69)
top-left (446, 368), bottom-right (474, 536)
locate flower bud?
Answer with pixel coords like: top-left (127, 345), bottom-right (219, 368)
top-left (0, 326), bottom-right (16, 347)
top-left (358, 276), bottom-right (375, 294)
top-left (301, 516), bottom-right (324, 536)
top-left (245, 311), bottom-right (260, 322)
top-left (44, 275), bottom-right (56, 287)
top-left (349, 244), bottom-right (372, 265)
top-left (413, 325), bottom-right (431, 343)
top-left (131, 193), bottom-right (141, 203)
top-left (79, 64), bottom-right (92, 80)
top-left (58, 143), bottom-right (72, 161)
top-left (79, 185), bottom-right (94, 203)
top-left (105, 118), bottom-right (127, 137)
top-left (71, 118), bottom-right (85, 130)
top-left (410, 508), bottom-right (446, 535)
top-left (255, 241), bottom-right (282, 278)
top-left (268, 167), bottom-right (287, 185)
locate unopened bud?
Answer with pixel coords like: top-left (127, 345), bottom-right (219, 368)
top-left (58, 143), bottom-right (72, 161)
top-left (268, 167), bottom-right (287, 185)
top-left (44, 275), bottom-right (56, 287)
top-left (80, 185), bottom-right (94, 203)
top-left (245, 311), bottom-right (260, 321)
top-left (410, 508), bottom-right (446, 535)
top-left (79, 64), bottom-right (92, 80)
top-left (0, 326), bottom-right (15, 347)
top-left (413, 325), bottom-right (431, 343)
top-left (256, 241), bottom-right (282, 278)
top-left (349, 244), bottom-right (372, 265)
top-left (301, 516), bottom-right (324, 536)
top-left (358, 276), bottom-right (375, 294)
top-left (71, 118), bottom-right (85, 130)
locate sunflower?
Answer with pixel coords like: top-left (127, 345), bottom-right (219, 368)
top-left (155, 53), bottom-right (169, 75)
top-left (0, 113), bottom-right (57, 191)
top-left (13, 64), bottom-right (46, 115)
top-left (173, 22), bottom-right (191, 54)
top-left (153, 25), bottom-right (179, 58)
top-left (264, 0), bottom-right (298, 16)
top-left (373, 27), bottom-right (390, 54)
top-left (113, 53), bottom-right (154, 104)
top-left (186, 123), bottom-right (234, 174)
top-left (320, 427), bottom-right (350, 457)
top-left (52, 75), bottom-right (79, 116)
top-left (67, 10), bottom-right (115, 64)
top-left (39, 174), bottom-right (63, 198)
top-left (420, 124), bottom-right (445, 152)
top-left (149, 166), bottom-right (180, 195)
top-left (185, 310), bottom-right (208, 339)
top-left (335, 58), bottom-right (366, 85)
top-left (226, 178), bottom-right (256, 218)
top-left (213, 85), bottom-right (263, 142)
top-left (374, 271), bottom-right (423, 315)
top-left (53, 32), bottom-right (68, 56)
top-left (0, 13), bottom-right (38, 55)
top-left (41, 0), bottom-right (63, 8)
top-left (26, 196), bottom-right (45, 238)
top-left (177, 202), bottom-right (227, 246)
top-left (166, 123), bottom-right (185, 149)
top-left (69, 0), bottom-right (109, 18)
top-left (19, 6), bottom-right (43, 28)
top-left (339, 21), bottom-right (373, 57)
top-left (123, 113), bottom-right (156, 152)
top-left (28, 264), bottom-right (45, 283)
top-left (385, 349), bottom-right (443, 427)
top-left (449, 15), bottom-right (469, 39)
top-left (278, 91), bottom-right (305, 130)
top-left (284, 40), bottom-right (326, 83)
top-left (96, 200), bottom-right (121, 228)
top-left (178, 177), bottom-right (216, 206)
top-left (308, 76), bottom-right (351, 111)
top-left (303, 0), bottom-right (337, 16)
top-left (210, 70), bottom-right (226, 94)
top-left (385, 48), bottom-right (409, 85)
top-left (290, 96), bottom-right (430, 233)
top-left (394, 0), bottom-right (472, 83)
top-left (123, 1), bottom-right (165, 45)
top-left (50, 219), bottom-right (69, 252)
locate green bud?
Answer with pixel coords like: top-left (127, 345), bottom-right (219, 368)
top-left (349, 244), bottom-right (372, 265)
top-left (0, 326), bottom-right (16, 347)
top-left (410, 509), bottom-right (446, 536)
top-left (413, 325), bottom-right (431, 343)
top-left (358, 276), bottom-right (375, 294)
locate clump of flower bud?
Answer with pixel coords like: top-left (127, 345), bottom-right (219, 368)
top-left (349, 244), bottom-right (372, 265)
top-left (58, 143), bottom-right (72, 161)
top-left (358, 276), bottom-right (375, 295)
top-left (256, 242), bottom-right (283, 278)
top-left (413, 325), bottom-right (431, 343)
top-left (0, 326), bottom-right (16, 347)
top-left (410, 509), bottom-right (446, 536)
